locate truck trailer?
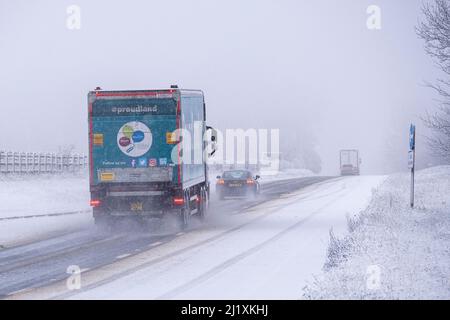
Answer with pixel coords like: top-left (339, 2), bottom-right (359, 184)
top-left (339, 149), bottom-right (361, 176)
top-left (88, 86), bottom-right (214, 228)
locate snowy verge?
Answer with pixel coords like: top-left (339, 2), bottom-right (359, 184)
top-left (303, 166), bottom-right (450, 299)
top-left (0, 173), bottom-right (90, 218)
top-left (0, 173), bottom-right (92, 248)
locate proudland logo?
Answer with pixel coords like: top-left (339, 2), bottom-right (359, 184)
top-left (117, 121), bottom-right (152, 157)
top-left (112, 105), bottom-right (158, 115)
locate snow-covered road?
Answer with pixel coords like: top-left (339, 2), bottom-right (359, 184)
top-left (4, 175), bottom-right (385, 300)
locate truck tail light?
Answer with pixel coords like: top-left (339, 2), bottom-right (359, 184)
top-left (90, 199), bottom-right (102, 207)
top-left (173, 197), bottom-right (185, 206)
top-left (166, 132), bottom-right (178, 144)
top-left (246, 179), bottom-right (255, 184)
top-left (217, 179), bottom-right (225, 185)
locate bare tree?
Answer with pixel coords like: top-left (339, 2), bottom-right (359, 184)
top-left (417, 0), bottom-right (450, 161)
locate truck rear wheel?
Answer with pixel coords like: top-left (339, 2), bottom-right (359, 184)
top-left (198, 186), bottom-right (208, 221)
top-left (93, 207), bottom-right (109, 230)
top-left (179, 208), bottom-right (189, 230)
top-left (179, 193), bottom-right (190, 230)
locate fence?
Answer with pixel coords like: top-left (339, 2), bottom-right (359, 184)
top-left (0, 151), bottom-right (88, 174)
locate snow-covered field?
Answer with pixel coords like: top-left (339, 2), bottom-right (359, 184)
top-left (304, 166), bottom-right (450, 299)
top-left (0, 174), bottom-right (92, 247)
top-left (0, 173), bottom-right (90, 218)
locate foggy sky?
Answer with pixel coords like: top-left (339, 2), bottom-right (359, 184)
top-left (0, 0), bottom-right (441, 175)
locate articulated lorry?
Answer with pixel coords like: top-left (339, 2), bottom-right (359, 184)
top-left (88, 86), bottom-right (215, 228)
top-left (339, 149), bottom-right (361, 176)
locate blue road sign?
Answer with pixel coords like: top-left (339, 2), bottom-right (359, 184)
top-left (409, 124), bottom-right (416, 151)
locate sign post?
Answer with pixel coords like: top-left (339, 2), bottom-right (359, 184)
top-left (408, 124), bottom-right (416, 208)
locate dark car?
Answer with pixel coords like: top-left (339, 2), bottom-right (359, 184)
top-left (216, 170), bottom-right (260, 200)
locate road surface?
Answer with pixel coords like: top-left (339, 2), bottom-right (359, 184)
top-left (0, 175), bottom-right (385, 299)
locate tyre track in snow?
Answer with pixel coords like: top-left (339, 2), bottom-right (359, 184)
top-left (0, 234), bottom-right (127, 273)
top-left (157, 185), bottom-right (351, 299)
top-left (0, 233), bottom-right (176, 297)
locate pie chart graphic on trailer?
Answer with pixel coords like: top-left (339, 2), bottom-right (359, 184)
top-left (117, 121), bottom-right (152, 157)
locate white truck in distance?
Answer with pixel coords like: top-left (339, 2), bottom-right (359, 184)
top-left (340, 149), bottom-right (361, 176)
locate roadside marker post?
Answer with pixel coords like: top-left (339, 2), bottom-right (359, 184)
top-left (408, 124), bottom-right (416, 208)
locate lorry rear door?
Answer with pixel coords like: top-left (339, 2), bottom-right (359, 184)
top-left (89, 94), bottom-right (178, 185)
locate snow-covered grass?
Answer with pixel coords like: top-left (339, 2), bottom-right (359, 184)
top-left (0, 173), bottom-right (92, 247)
top-left (0, 173), bottom-right (90, 218)
top-left (303, 166), bottom-right (450, 299)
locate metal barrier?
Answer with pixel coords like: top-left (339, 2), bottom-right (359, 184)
top-left (0, 151), bottom-right (88, 174)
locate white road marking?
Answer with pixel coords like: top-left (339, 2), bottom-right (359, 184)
top-left (149, 241), bottom-right (163, 247)
top-left (115, 253), bottom-right (131, 260)
top-left (176, 232), bottom-right (185, 236)
top-left (8, 287), bottom-right (33, 296)
top-left (280, 193), bottom-right (291, 198)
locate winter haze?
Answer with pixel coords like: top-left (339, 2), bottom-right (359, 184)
top-left (0, 0), bottom-right (440, 174)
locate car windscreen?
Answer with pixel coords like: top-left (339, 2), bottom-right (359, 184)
top-left (223, 171), bottom-right (250, 179)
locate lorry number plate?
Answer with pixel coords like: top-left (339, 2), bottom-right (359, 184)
top-left (131, 202), bottom-right (143, 211)
top-left (100, 172), bottom-right (115, 182)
